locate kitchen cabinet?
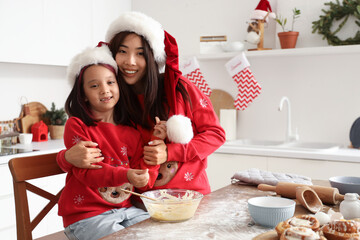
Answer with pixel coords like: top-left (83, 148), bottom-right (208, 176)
top-left (207, 152), bottom-right (360, 192)
top-left (0, 164), bottom-right (16, 240)
top-left (0, 0), bottom-right (131, 66)
top-left (206, 153), bottom-right (267, 191)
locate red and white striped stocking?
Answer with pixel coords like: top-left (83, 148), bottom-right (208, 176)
top-left (225, 53), bottom-right (261, 110)
top-left (181, 57), bottom-right (212, 97)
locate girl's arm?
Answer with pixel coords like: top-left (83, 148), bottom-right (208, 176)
top-left (62, 117), bottom-right (130, 187)
top-left (130, 135), bottom-right (160, 191)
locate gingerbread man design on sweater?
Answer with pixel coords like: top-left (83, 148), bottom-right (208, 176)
top-left (98, 183), bottom-right (133, 204)
top-left (154, 161), bottom-right (179, 186)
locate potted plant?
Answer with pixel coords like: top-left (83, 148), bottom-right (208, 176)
top-left (43, 102), bottom-right (67, 139)
top-left (275, 8), bottom-right (301, 49)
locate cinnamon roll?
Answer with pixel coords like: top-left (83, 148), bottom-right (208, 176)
top-left (280, 227), bottom-right (323, 240)
top-left (276, 215), bottom-right (321, 237)
top-left (322, 220), bottom-right (360, 240)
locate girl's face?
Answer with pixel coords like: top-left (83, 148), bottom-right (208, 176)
top-left (115, 33), bottom-right (146, 92)
top-left (82, 65), bottom-right (119, 121)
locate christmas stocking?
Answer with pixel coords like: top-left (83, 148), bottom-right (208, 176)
top-left (181, 57), bottom-right (212, 97)
top-left (225, 52), bottom-right (261, 110)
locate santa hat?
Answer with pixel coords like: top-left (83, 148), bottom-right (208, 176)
top-left (105, 11), bottom-right (166, 70)
top-left (105, 11), bottom-right (182, 115)
top-left (67, 42), bottom-right (118, 86)
top-left (250, 0), bottom-right (276, 22)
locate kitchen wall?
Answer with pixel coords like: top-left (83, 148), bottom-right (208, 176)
top-left (0, 0), bottom-right (359, 147)
top-left (132, 0), bottom-right (360, 146)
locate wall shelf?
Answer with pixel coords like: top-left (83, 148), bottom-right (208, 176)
top-left (195, 44), bottom-right (360, 61)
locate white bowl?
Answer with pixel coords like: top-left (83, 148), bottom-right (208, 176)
top-left (141, 189), bottom-right (203, 222)
top-left (248, 196), bottom-right (295, 228)
top-left (329, 176), bottom-right (360, 195)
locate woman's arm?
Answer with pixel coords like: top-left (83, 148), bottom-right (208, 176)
top-left (166, 79), bottom-right (226, 163)
top-left (56, 141), bottom-right (104, 171)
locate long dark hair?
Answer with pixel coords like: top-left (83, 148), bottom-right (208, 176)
top-left (109, 31), bottom-right (191, 130)
top-left (65, 63), bottom-right (130, 126)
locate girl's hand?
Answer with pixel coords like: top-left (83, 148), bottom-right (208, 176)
top-left (144, 140), bottom-right (167, 165)
top-left (152, 116), bottom-right (167, 140)
top-left (127, 169), bottom-right (149, 188)
top-left (64, 141), bottom-right (104, 169)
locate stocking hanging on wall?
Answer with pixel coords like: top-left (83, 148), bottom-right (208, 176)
top-left (181, 56), bottom-right (212, 97)
top-left (225, 52), bottom-right (261, 110)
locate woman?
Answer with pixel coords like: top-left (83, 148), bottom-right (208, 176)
top-left (57, 11), bottom-right (225, 195)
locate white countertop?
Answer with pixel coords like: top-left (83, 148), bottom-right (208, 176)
top-left (216, 142), bottom-right (360, 163)
top-left (0, 139), bottom-right (65, 165)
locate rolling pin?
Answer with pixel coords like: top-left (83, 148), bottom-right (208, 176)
top-left (258, 182), bottom-right (345, 205)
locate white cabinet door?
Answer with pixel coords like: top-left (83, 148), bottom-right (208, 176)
top-left (0, 0), bottom-right (131, 66)
top-left (207, 153), bottom-right (267, 191)
top-left (0, 164), bottom-right (16, 239)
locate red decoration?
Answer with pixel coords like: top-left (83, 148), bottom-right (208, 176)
top-left (31, 121), bottom-right (48, 142)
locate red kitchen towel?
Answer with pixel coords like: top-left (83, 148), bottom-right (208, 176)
top-left (225, 52), bottom-right (261, 110)
top-left (181, 56), bottom-right (212, 97)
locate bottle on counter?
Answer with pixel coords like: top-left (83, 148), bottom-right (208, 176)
top-left (340, 193), bottom-right (360, 219)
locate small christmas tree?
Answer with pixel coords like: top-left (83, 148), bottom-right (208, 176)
top-left (43, 102), bottom-right (67, 125)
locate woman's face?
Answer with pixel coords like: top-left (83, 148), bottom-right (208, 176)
top-left (82, 65), bottom-right (119, 119)
top-left (115, 33), bottom-right (146, 91)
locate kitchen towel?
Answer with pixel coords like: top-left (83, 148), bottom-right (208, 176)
top-left (181, 56), bottom-right (212, 97)
top-left (231, 168), bottom-right (313, 186)
top-left (225, 52), bottom-right (261, 110)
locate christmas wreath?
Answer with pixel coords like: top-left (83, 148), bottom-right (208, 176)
top-left (312, 0), bottom-right (360, 45)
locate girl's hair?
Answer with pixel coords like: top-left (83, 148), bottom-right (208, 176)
top-left (109, 31), bottom-right (190, 130)
top-left (65, 63), bottom-right (129, 126)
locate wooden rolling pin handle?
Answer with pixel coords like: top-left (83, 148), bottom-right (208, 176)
top-left (335, 193), bottom-right (345, 202)
top-left (258, 184), bottom-right (277, 192)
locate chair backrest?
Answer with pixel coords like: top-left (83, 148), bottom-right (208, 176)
top-left (8, 153), bottom-right (65, 240)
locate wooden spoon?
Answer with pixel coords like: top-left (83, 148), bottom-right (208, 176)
top-left (120, 188), bottom-right (157, 201)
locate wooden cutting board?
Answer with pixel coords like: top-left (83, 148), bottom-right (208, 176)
top-left (19, 102), bottom-right (47, 133)
top-left (253, 230), bottom-right (278, 240)
top-left (209, 89), bottom-right (235, 118)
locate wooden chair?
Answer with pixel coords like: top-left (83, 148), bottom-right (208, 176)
top-left (8, 153), bottom-right (67, 240)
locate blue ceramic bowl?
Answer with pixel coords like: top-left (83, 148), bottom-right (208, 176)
top-left (329, 176), bottom-right (360, 195)
top-left (248, 196), bottom-right (295, 228)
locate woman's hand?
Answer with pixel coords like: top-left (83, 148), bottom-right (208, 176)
top-left (64, 141), bottom-right (104, 169)
top-left (127, 169), bottom-right (149, 188)
top-left (143, 139), bottom-right (168, 165)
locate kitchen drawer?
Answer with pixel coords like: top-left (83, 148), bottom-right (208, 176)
top-left (0, 194), bottom-right (15, 230)
top-left (0, 164), bottom-right (13, 196)
top-left (0, 226), bottom-right (16, 240)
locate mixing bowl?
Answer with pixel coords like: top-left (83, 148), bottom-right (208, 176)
top-left (248, 196), bottom-right (295, 228)
top-left (329, 176), bottom-right (360, 195)
top-left (141, 189), bottom-right (203, 222)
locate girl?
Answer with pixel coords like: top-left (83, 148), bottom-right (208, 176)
top-left (58, 44), bottom-right (156, 240)
top-left (58, 12), bottom-right (226, 195)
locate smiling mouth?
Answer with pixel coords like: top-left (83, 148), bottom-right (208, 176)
top-left (100, 96), bottom-right (113, 102)
top-left (124, 70), bottom-right (137, 74)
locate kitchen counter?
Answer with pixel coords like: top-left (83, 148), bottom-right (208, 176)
top-left (100, 181), bottom-right (329, 240)
top-left (0, 139), bottom-right (65, 165)
top-left (217, 142), bottom-right (360, 163)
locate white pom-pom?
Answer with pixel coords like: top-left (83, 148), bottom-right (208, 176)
top-left (166, 115), bottom-right (193, 144)
top-left (246, 31), bottom-right (260, 45)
